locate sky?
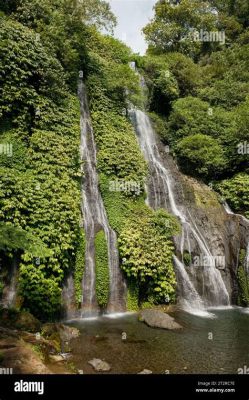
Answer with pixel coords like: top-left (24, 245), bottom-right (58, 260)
top-left (107, 0), bottom-right (157, 55)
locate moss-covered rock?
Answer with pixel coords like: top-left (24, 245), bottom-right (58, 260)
top-left (0, 308), bottom-right (41, 333)
top-left (14, 311), bottom-right (41, 333)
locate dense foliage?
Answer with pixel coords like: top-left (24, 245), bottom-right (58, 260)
top-left (83, 31), bottom-right (181, 308)
top-left (0, 0), bottom-right (115, 318)
top-left (95, 230), bottom-right (109, 309)
top-left (119, 209), bottom-right (180, 304)
top-left (0, 0), bottom-right (181, 318)
top-left (2, 0), bottom-right (248, 318)
top-left (142, 0), bottom-right (249, 216)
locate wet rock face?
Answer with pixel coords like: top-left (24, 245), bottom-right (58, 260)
top-left (178, 175), bottom-right (249, 304)
top-left (139, 309), bottom-right (182, 330)
top-left (0, 257), bottom-right (19, 309)
top-left (61, 273), bottom-right (79, 320)
top-left (131, 111), bottom-right (249, 307)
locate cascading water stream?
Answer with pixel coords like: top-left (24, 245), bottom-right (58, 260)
top-left (78, 80), bottom-right (126, 317)
top-left (1, 259), bottom-right (18, 308)
top-left (129, 107), bottom-right (230, 312)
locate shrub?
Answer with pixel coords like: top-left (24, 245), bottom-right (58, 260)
top-left (175, 134), bottom-right (227, 180)
top-left (95, 230), bottom-right (109, 309)
top-left (119, 209), bottom-right (180, 304)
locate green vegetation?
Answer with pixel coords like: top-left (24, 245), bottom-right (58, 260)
top-left (95, 230), bottom-right (109, 309)
top-left (0, 0), bottom-right (116, 319)
top-left (142, 0), bottom-right (249, 217)
top-left (215, 174), bottom-right (249, 218)
top-left (126, 279), bottom-right (139, 311)
top-left (238, 249), bottom-right (249, 306)
top-left (175, 134), bottom-right (226, 181)
top-left (74, 230), bottom-right (85, 305)
top-left (119, 209), bottom-right (180, 305)
top-left (1, 0), bottom-right (248, 318)
top-left (183, 252), bottom-right (192, 267)
top-left (85, 34), bottom-right (181, 308)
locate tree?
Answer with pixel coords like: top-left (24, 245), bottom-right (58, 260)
top-left (175, 134), bottom-right (227, 180)
top-left (143, 0), bottom-right (222, 57)
top-left (0, 223), bottom-right (51, 257)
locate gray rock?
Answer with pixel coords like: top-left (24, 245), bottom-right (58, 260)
top-left (139, 309), bottom-right (182, 330)
top-left (138, 369), bottom-right (152, 374)
top-left (88, 358), bottom-right (111, 372)
top-left (49, 355), bottom-right (64, 363)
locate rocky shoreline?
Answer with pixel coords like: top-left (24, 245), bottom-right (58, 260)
top-left (0, 308), bottom-right (79, 374)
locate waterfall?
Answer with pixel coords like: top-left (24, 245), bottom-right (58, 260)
top-left (78, 80), bottom-right (126, 317)
top-left (129, 107), bottom-right (230, 312)
top-left (223, 201), bottom-right (234, 215)
top-left (61, 273), bottom-right (77, 319)
top-left (1, 259), bottom-right (18, 308)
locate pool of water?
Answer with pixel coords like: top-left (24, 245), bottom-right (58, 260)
top-left (67, 308), bottom-right (249, 374)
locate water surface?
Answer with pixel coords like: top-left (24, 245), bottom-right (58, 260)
top-left (68, 308), bottom-right (249, 374)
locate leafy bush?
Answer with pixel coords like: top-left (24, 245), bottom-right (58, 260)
top-left (126, 278), bottom-right (139, 311)
top-left (175, 134), bottom-right (227, 180)
top-left (19, 263), bottom-right (62, 320)
top-left (74, 230), bottom-right (85, 305)
top-left (119, 209), bottom-right (180, 304)
top-left (215, 173), bottom-right (249, 218)
top-left (0, 18), bottom-right (66, 130)
top-left (92, 110), bottom-right (147, 184)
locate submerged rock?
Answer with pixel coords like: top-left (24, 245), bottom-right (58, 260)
top-left (139, 309), bottom-right (182, 330)
top-left (88, 358), bottom-right (111, 372)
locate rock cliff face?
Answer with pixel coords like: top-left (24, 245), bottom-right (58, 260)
top-left (130, 107), bottom-right (249, 309)
top-left (154, 135), bottom-right (249, 305)
top-left (178, 173), bottom-right (249, 303)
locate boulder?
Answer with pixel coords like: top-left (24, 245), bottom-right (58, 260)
top-left (138, 369), bottom-right (152, 374)
top-left (0, 309), bottom-right (41, 333)
top-left (88, 358), bottom-right (111, 372)
top-left (42, 323), bottom-right (79, 342)
top-left (15, 311), bottom-right (41, 333)
top-left (49, 355), bottom-right (64, 363)
top-left (41, 323), bottom-right (79, 352)
top-left (139, 309), bottom-right (182, 330)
